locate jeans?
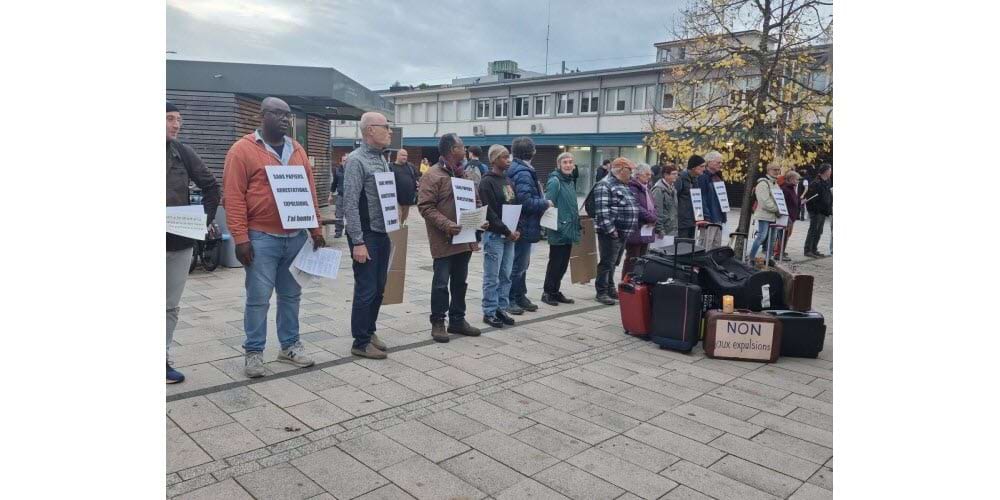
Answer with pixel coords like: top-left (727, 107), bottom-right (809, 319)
top-left (508, 239), bottom-right (533, 304)
top-left (621, 243), bottom-right (649, 280)
top-left (748, 220), bottom-right (772, 261)
top-left (596, 232), bottom-right (626, 296)
top-left (431, 251), bottom-right (472, 324)
top-left (349, 231), bottom-right (392, 349)
top-left (481, 232), bottom-right (515, 316)
top-left (243, 230), bottom-right (308, 353)
top-left (804, 212), bottom-right (827, 253)
top-left (166, 247), bottom-right (194, 360)
top-left (543, 244), bottom-right (573, 295)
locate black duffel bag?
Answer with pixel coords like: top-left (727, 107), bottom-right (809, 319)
top-left (633, 241), bottom-right (705, 284)
top-left (696, 247), bottom-right (785, 311)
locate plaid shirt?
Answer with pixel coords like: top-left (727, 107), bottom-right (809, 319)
top-left (594, 175), bottom-right (639, 240)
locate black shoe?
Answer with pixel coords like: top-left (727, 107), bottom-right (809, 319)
top-left (483, 314), bottom-right (504, 328)
top-left (813, 251), bottom-right (827, 258)
top-left (507, 304), bottom-right (524, 315)
top-left (596, 294), bottom-right (616, 306)
top-left (804, 251), bottom-right (817, 258)
top-left (334, 230), bottom-right (343, 239)
top-left (517, 297), bottom-right (538, 312)
top-left (540, 293), bottom-right (559, 306)
top-left (553, 292), bottom-right (575, 304)
top-left (496, 310), bottom-right (516, 326)
top-left (608, 288), bottom-right (619, 300)
top-left (767, 259), bottom-right (777, 267)
top-left (447, 320), bottom-right (482, 336)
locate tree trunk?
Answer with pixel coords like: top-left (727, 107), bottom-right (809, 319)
top-left (733, 142), bottom-right (760, 257)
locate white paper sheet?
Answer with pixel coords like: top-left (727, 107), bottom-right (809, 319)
top-left (501, 204), bottom-right (522, 232)
top-left (691, 188), bottom-right (705, 221)
top-left (771, 187), bottom-right (789, 216)
top-left (640, 224), bottom-right (654, 237)
top-left (650, 235), bottom-right (674, 249)
top-left (714, 181), bottom-right (730, 212)
top-left (166, 205), bottom-right (207, 240)
top-left (451, 178), bottom-right (478, 244)
top-left (292, 238), bottom-right (343, 280)
top-left (373, 171), bottom-right (401, 232)
top-left (454, 206), bottom-right (487, 244)
top-left (265, 165), bottom-right (318, 229)
top-left (540, 206), bottom-right (558, 230)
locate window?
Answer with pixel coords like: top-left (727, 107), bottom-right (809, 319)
top-left (413, 103), bottom-right (425, 123)
top-left (657, 49), bottom-right (668, 62)
top-left (397, 104), bottom-right (411, 123)
top-left (810, 70), bottom-right (830, 92)
top-left (457, 100), bottom-right (472, 120)
top-left (441, 100), bottom-right (457, 122)
top-left (534, 95), bottom-right (549, 116)
top-left (633, 85), bottom-right (655, 111)
top-left (425, 102), bottom-right (437, 122)
top-left (494, 98), bottom-right (508, 118)
top-left (513, 96), bottom-right (531, 117)
top-left (662, 92), bottom-right (674, 109)
top-left (580, 90), bottom-right (599, 114)
top-left (692, 82), bottom-right (711, 107)
top-left (604, 87), bottom-right (629, 113)
top-left (557, 92), bottom-right (576, 115)
top-left (476, 99), bottom-right (491, 119)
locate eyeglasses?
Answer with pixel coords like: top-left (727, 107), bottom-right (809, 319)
top-left (368, 124), bottom-right (393, 130)
top-left (264, 110), bottom-right (294, 119)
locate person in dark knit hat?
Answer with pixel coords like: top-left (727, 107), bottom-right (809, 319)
top-left (674, 154), bottom-right (706, 239)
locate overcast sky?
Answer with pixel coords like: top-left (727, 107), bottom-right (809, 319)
top-left (167, 0), bottom-right (687, 90)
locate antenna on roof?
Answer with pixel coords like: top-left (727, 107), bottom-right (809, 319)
top-left (544, 0), bottom-right (551, 75)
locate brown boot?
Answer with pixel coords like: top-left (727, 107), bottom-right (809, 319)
top-left (447, 320), bottom-right (481, 337)
top-left (351, 343), bottom-right (387, 359)
top-left (431, 322), bottom-right (450, 343)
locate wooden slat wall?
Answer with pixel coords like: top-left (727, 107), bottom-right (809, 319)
top-left (166, 91), bottom-right (237, 182)
top-left (308, 116), bottom-right (332, 207)
top-left (235, 96), bottom-right (260, 138)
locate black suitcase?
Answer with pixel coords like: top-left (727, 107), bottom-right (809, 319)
top-left (650, 238), bottom-right (702, 353)
top-left (763, 310), bottom-right (826, 358)
top-left (633, 252), bottom-right (698, 285)
top-left (697, 247), bottom-right (785, 311)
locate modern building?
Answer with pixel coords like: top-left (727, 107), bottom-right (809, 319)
top-left (331, 33), bottom-right (832, 197)
top-left (167, 59), bottom-right (391, 206)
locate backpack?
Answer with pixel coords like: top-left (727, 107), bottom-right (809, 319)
top-left (582, 180), bottom-right (601, 218)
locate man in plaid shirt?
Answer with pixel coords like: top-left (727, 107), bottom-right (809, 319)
top-left (593, 157), bottom-right (639, 305)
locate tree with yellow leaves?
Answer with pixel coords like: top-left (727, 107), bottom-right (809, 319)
top-left (645, 0), bottom-right (832, 254)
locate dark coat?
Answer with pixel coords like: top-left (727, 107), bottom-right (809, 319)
top-left (674, 169), bottom-right (700, 230)
top-left (806, 177), bottom-right (833, 216)
top-left (506, 158), bottom-right (549, 243)
top-left (627, 179), bottom-right (659, 244)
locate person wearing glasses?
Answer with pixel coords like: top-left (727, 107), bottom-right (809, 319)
top-left (222, 97), bottom-right (325, 378)
top-left (748, 162), bottom-right (784, 263)
top-left (592, 157), bottom-right (640, 305)
top-left (342, 112), bottom-right (397, 359)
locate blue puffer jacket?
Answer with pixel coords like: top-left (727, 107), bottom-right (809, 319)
top-left (506, 158), bottom-right (549, 243)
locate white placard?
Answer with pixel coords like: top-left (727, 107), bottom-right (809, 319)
top-left (771, 187), bottom-right (789, 216)
top-left (293, 238), bottom-right (343, 280)
top-left (651, 235), bottom-right (674, 249)
top-left (711, 319), bottom-right (777, 361)
top-left (451, 178), bottom-right (478, 244)
top-left (540, 206), bottom-right (559, 230)
top-left (776, 215), bottom-right (790, 227)
top-left (265, 165), bottom-right (318, 229)
top-left (640, 224), bottom-right (654, 237)
top-left (501, 204), bottom-right (522, 232)
top-left (691, 188), bottom-right (705, 222)
top-left (713, 181), bottom-right (730, 212)
top-left (166, 205), bottom-right (207, 240)
top-left (374, 171), bottom-right (400, 232)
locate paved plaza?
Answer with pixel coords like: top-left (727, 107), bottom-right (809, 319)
top-left (167, 207), bottom-right (833, 499)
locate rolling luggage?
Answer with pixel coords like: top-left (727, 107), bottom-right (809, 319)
top-left (619, 275), bottom-right (652, 338)
top-left (763, 310), bottom-right (826, 358)
top-left (697, 247), bottom-right (785, 311)
top-left (703, 309), bottom-right (783, 362)
top-left (650, 238), bottom-right (702, 353)
top-left (772, 264), bottom-right (814, 312)
top-left (632, 251), bottom-right (698, 285)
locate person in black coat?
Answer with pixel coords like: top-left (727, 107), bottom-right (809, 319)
top-left (803, 163), bottom-right (832, 257)
top-left (391, 148), bottom-right (420, 224)
top-left (675, 155), bottom-right (706, 239)
top-left (329, 153), bottom-right (347, 237)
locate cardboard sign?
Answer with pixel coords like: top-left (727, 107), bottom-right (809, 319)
top-left (691, 188), bottom-right (705, 222)
top-left (383, 226), bottom-right (408, 305)
top-left (771, 187), bottom-right (789, 216)
top-left (714, 181), bottom-right (730, 212)
top-left (265, 165), bottom-right (318, 229)
top-left (451, 177), bottom-right (477, 244)
top-left (373, 171), bottom-right (400, 232)
top-left (711, 319), bottom-right (777, 361)
top-left (570, 216), bottom-right (598, 284)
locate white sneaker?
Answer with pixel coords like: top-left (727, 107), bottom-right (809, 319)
top-left (278, 341), bottom-right (315, 368)
top-left (245, 352), bottom-right (266, 378)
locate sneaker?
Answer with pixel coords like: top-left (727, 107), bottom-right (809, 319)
top-left (553, 292), bottom-right (575, 304)
top-left (540, 293), bottom-right (559, 306)
top-left (432, 322), bottom-right (450, 343)
top-left (496, 310), bottom-right (516, 326)
top-left (370, 334), bottom-right (387, 351)
top-left (166, 362), bottom-right (185, 384)
top-left (448, 320), bottom-right (482, 336)
top-left (245, 351), bottom-right (266, 378)
top-left (278, 341), bottom-right (315, 368)
top-left (595, 294), bottom-right (617, 306)
top-left (351, 343), bottom-right (387, 359)
top-left (506, 304), bottom-right (524, 316)
top-left (483, 314), bottom-right (504, 328)
top-left (517, 297), bottom-right (539, 312)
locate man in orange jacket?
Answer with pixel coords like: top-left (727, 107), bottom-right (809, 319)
top-left (223, 97), bottom-right (326, 378)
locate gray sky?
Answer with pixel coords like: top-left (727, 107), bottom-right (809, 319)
top-left (167, 0), bottom-right (686, 90)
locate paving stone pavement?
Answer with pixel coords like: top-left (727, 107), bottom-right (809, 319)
top-left (167, 207), bottom-right (833, 499)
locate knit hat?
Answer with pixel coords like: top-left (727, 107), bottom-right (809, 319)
top-left (167, 101), bottom-right (179, 113)
top-left (687, 155), bottom-right (705, 170)
top-left (488, 144), bottom-right (509, 164)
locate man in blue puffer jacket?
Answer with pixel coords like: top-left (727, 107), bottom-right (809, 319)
top-left (506, 136), bottom-right (554, 315)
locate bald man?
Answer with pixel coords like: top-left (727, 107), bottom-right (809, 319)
top-left (343, 111), bottom-right (396, 359)
top-left (223, 96), bottom-right (325, 377)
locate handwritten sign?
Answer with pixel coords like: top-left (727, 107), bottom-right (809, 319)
top-left (166, 205), bottom-right (206, 240)
top-left (374, 171), bottom-right (400, 232)
top-left (691, 188), bottom-right (705, 222)
top-left (771, 187), bottom-right (789, 216)
top-left (714, 181), bottom-right (730, 212)
top-left (451, 177), bottom-right (478, 244)
top-left (712, 319), bottom-right (777, 361)
top-left (265, 165), bottom-right (318, 229)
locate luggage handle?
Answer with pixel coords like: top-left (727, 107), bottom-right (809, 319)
top-left (673, 237), bottom-right (697, 283)
top-left (767, 310), bottom-right (808, 318)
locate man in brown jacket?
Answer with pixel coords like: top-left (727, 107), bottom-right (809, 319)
top-left (418, 133), bottom-right (484, 342)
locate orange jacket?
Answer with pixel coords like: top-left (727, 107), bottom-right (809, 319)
top-left (222, 133), bottom-right (323, 244)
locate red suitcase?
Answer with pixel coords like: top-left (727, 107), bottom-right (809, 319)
top-left (619, 275), bottom-right (652, 338)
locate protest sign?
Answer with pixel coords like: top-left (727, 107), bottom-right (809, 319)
top-left (265, 165), bottom-right (318, 229)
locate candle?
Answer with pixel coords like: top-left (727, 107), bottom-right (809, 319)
top-left (722, 295), bottom-right (735, 313)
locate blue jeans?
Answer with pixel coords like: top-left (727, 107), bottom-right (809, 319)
top-left (508, 239), bottom-right (533, 304)
top-left (748, 220), bottom-right (772, 261)
top-left (243, 230), bottom-right (308, 353)
top-left (349, 231), bottom-right (391, 349)
top-left (481, 232), bottom-right (515, 316)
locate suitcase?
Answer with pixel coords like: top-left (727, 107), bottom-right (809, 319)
top-left (619, 275), bottom-right (652, 338)
top-left (650, 238), bottom-right (702, 353)
top-left (704, 309), bottom-right (783, 362)
top-left (772, 264), bottom-right (814, 312)
top-left (633, 251), bottom-right (698, 285)
top-left (698, 247), bottom-right (785, 311)
top-left (763, 310), bottom-right (826, 358)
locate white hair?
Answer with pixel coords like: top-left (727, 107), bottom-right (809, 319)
top-left (704, 151), bottom-right (723, 163)
top-left (632, 162), bottom-right (652, 178)
top-left (359, 112), bottom-right (387, 131)
top-left (556, 152), bottom-right (574, 164)
top-left (785, 170), bottom-right (801, 182)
